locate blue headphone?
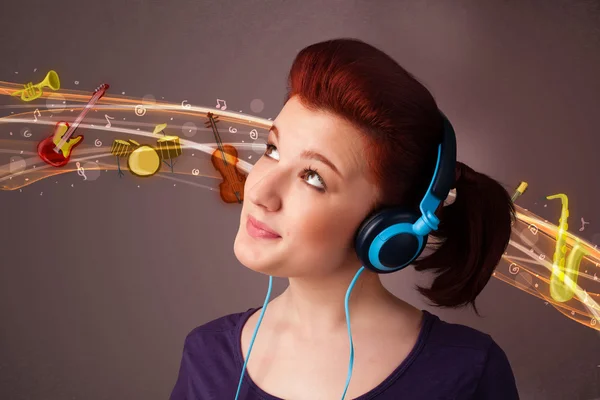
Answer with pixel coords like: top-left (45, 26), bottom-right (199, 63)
top-left (354, 112), bottom-right (457, 274)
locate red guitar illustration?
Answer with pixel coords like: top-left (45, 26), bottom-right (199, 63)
top-left (37, 83), bottom-right (109, 167)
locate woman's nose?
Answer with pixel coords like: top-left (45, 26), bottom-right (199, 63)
top-left (246, 170), bottom-right (283, 212)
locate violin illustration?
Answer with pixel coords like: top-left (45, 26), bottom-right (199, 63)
top-left (205, 112), bottom-right (246, 204)
top-left (37, 83), bottom-right (109, 167)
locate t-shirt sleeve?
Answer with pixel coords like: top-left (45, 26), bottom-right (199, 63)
top-left (472, 340), bottom-right (520, 399)
top-left (169, 336), bottom-right (191, 400)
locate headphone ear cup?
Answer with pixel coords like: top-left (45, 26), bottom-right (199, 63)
top-left (355, 208), bottom-right (426, 273)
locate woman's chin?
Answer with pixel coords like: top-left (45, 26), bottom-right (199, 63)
top-left (233, 232), bottom-right (279, 275)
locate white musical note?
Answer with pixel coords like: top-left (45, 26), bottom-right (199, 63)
top-left (104, 114), bottom-right (115, 128)
top-left (527, 224), bottom-right (538, 235)
top-left (94, 139), bottom-right (102, 147)
top-left (181, 100), bottom-right (192, 109)
top-left (249, 129), bottom-right (258, 140)
top-left (192, 169), bottom-right (200, 176)
top-left (76, 162), bottom-right (87, 181)
top-left (579, 217), bottom-right (589, 232)
top-left (216, 99), bottom-right (227, 110)
top-left (33, 108), bottom-right (41, 122)
top-left (229, 126), bottom-right (237, 133)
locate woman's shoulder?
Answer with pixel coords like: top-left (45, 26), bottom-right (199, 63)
top-left (170, 309), bottom-right (259, 399)
top-left (183, 307), bottom-right (257, 347)
top-left (420, 310), bottom-right (516, 382)
top-left (392, 311), bottom-right (519, 398)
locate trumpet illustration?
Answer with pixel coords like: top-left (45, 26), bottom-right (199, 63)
top-left (11, 70), bottom-right (60, 102)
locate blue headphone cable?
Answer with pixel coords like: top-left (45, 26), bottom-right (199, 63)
top-left (234, 266), bottom-right (366, 400)
top-left (235, 275), bottom-right (273, 400)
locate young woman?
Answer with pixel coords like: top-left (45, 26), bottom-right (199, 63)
top-left (170, 38), bottom-right (519, 399)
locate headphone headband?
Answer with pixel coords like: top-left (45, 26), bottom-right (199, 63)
top-left (416, 112), bottom-right (457, 230)
top-left (428, 112), bottom-right (457, 202)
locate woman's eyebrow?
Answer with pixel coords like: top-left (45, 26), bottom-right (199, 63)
top-left (270, 123), bottom-right (342, 177)
top-left (301, 149), bottom-right (341, 177)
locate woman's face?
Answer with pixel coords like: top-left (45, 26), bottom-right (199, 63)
top-left (233, 96), bottom-right (379, 278)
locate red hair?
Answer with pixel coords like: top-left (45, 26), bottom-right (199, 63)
top-left (285, 38), bottom-right (515, 314)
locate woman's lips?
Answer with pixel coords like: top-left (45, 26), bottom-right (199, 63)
top-left (246, 215), bottom-right (281, 239)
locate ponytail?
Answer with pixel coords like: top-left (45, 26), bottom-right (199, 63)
top-left (413, 162), bottom-right (516, 314)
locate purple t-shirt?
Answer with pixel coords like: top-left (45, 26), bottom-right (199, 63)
top-left (170, 307), bottom-right (519, 399)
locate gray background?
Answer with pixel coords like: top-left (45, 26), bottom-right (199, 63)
top-left (1, 0), bottom-right (600, 399)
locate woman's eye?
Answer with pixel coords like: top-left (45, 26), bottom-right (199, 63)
top-left (263, 144), bottom-right (327, 192)
top-left (264, 144), bottom-right (280, 161)
top-left (302, 168), bottom-right (326, 191)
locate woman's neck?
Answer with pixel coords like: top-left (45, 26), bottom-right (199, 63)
top-left (271, 265), bottom-right (405, 338)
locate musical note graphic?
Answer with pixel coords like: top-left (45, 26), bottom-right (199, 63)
top-left (76, 162), bottom-right (87, 180)
top-left (181, 100), bottom-right (191, 109)
top-left (509, 263), bottom-right (520, 275)
top-left (580, 217), bottom-right (589, 232)
top-left (249, 129), bottom-right (258, 140)
top-left (134, 105), bottom-right (146, 116)
top-left (33, 108), bottom-right (41, 122)
top-left (528, 224), bottom-right (539, 235)
top-left (216, 99), bottom-right (227, 110)
top-left (104, 114), bottom-right (115, 128)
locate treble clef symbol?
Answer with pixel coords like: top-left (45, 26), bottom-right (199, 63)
top-left (76, 162), bottom-right (87, 181)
